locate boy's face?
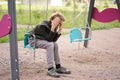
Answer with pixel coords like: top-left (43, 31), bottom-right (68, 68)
top-left (51, 17), bottom-right (61, 27)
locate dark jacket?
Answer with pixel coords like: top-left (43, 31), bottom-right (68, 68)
top-left (31, 20), bottom-right (61, 42)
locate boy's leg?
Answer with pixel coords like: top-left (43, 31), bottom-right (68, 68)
top-left (54, 42), bottom-right (61, 65)
top-left (54, 42), bottom-right (71, 74)
top-left (35, 39), bottom-right (54, 68)
top-left (35, 40), bottom-right (60, 77)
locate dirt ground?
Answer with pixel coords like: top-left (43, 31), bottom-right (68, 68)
top-left (0, 28), bottom-right (120, 80)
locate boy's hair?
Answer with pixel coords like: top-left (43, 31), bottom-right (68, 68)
top-left (49, 12), bottom-right (65, 22)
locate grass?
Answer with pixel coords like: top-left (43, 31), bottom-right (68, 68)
top-left (0, 1), bottom-right (120, 43)
top-left (0, 36), bottom-right (9, 43)
top-left (0, 28), bottom-right (69, 43)
top-left (91, 20), bottom-right (120, 30)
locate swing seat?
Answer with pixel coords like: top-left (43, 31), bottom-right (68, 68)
top-left (70, 27), bottom-right (91, 43)
top-left (24, 31), bottom-right (36, 49)
top-left (0, 14), bottom-right (12, 38)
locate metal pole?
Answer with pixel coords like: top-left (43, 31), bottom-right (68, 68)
top-left (46, 0), bottom-right (49, 19)
top-left (116, 0), bottom-right (120, 13)
top-left (84, 0), bottom-right (95, 48)
top-left (73, 0), bottom-right (75, 17)
top-left (29, 0), bottom-right (32, 25)
top-left (26, 0), bottom-right (33, 30)
top-left (8, 0), bottom-right (20, 80)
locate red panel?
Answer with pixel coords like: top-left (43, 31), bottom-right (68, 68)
top-left (92, 7), bottom-right (120, 23)
top-left (0, 14), bottom-right (12, 38)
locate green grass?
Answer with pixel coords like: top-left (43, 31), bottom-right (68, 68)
top-left (0, 36), bottom-right (9, 43)
top-left (0, 1), bottom-right (120, 43)
top-left (0, 28), bottom-right (69, 43)
top-left (91, 20), bottom-right (120, 30)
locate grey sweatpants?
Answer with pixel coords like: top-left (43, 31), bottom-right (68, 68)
top-left (30, 39), bottom-right (61, 68)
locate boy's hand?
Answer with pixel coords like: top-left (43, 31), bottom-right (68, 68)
top-left (58, 22), bottom-right (63, 34)
top-left (51, 22), bottom-right (58, 32)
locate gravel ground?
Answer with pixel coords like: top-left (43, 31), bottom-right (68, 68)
top-left (0, 28), bottom-right (120, 80)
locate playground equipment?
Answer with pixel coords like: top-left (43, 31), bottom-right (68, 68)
top-left (24, 0), bottom-right (49, 50)
top-left (1, 0), bottom-right (119, 80)
top-left (24, 31), bottom-right (36, 49)
top-left (70, 27), bottom-right (91, 43)
top-left (23, 0), bottom-right (36, 49)
top-left (23, 0), bottom-right (49, 55)
top-left (83, 0), bottom-right (120, 47)
top-left (92, 7), bottom-right (120, 23)
top-left (0, 13), bottom-right (19, 80)
top-left (70, 22), bottom-right (92, 48)
top-left (70, 2), bottom-right (120, 47)
top-left (70, 0), bottom-right (91, 48)
top-left (24, 31), bottom-right (37, 60)
top-left (0, 14), bottom-right (12, 38)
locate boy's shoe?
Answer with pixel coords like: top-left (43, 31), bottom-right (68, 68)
top-left (47, 68), bottom-right (60, 78)
top-left (56, 67), bottom-right (71, 74)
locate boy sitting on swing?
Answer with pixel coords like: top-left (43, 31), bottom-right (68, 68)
top-left (29, 12), bottom-right (71, 78)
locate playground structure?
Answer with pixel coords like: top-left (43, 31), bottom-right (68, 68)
top-left (70, 0), bottom-right (120, 47)
top-left (83, 0), bottom-right (120, 47)
top-left (0, 14), bottom-right (12, 38)
top-left (0, 0), bottom-right (120, 80)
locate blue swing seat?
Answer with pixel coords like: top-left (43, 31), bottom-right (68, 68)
top-left (70, 27), bottom-right (91, 43)
top-left (24, 31), bottom-right (36, 49)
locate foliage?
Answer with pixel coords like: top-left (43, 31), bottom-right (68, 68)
top-left (104, 0), bottom-right (109, 8)
top-left (0, 0), bottom-right (120, 43)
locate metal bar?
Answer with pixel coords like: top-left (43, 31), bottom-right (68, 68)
top-left (27, 0), bottom-right (33, 30)
top-left (29, 0), bottom-right (32, 25)
top-left (46, 0), bottom-right (49, 19)
top-left (73, 0), bottom-right (75, 17)
top-left (84, 0), bottom-right (95, 48)
top-left (8, 0), bottom-right (20, 80)
top-left (116, 0), bottom-right (120, 13)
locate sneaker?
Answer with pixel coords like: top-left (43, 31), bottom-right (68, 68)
top-left (47, 68), bottom-right (60, 78)
top-left (56, 67), bottom-right (71, 74)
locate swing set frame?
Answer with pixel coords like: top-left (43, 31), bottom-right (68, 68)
top-left (0, 0), bottom-right (120, 80)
